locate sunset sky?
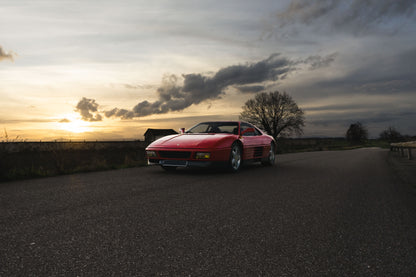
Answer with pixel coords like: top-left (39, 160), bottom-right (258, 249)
top-left (1, 0), bottom-right (415, 141)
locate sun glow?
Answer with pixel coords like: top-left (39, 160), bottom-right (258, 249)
top-left (58, 115), bottom-right (93, 133)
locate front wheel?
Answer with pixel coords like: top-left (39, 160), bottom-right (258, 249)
top-left (262, 143), bottom-right (275, 166)
top-left (229, 143), bottom-right (242, 172)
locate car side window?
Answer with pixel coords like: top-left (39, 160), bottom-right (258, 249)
top-left (241, 123), bottom-right (257, 136)
top-left (254, 127), bottom-right (262, 136)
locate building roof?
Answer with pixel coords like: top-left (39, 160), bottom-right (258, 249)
top-left (144, 128), bottom-right (178, 137)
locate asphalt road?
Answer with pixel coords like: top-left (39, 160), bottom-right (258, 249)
top-left (1, 148), bottom-right (416, 276)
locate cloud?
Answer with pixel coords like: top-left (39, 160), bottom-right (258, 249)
top-left (0, 119), bottom-right (52, 124)
top-left (104, 108), bottom-right (135, 119)
top-left (106, 53), bottom-right (297, 119)
top-left (78, 53), bottom-right (336, 121)
top-left (75, 97), bottom-right (102, 121)
top-left (59, 118), bottom-right (71, 123)
top-left (303, 53), bottom-right (338, 70)
top-left (276, 0), bottom-right (416, 35)
top-left (0, 46), bottom-right (16, 62)
top-left (286, 46), bottom-right (416, 107)
top-left (124, 83), bottom-right (155, 90)
top-left (308, 109), bottom-right (416, 127)
top-left (235, 85), bottom-right (266, 94)
top-left (312, 47), bottom-right (416, 96)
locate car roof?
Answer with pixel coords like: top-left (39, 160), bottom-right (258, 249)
top-left (197, 121), bottom-right (240, 123)
top-left (197, 121), bottom-right (257, 125)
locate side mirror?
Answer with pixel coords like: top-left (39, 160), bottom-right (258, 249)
top-left (241, 127), bottom-right (255, 136)
top-left (179, 128), bottom-right (185, 134)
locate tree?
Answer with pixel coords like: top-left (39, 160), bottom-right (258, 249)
top-left (346, 122), bottom-right (368, 144)
top-left (239, 91), bottom-right (305, 140)
top-left (379, 127), bottom-right (403, 142)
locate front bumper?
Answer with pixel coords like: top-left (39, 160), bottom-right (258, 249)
top-left (146, 147), bottom-right (230, 168)
top-left (148, 158), bottom-right (227, 168)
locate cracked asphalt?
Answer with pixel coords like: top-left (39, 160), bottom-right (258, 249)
top-left (1, 148), bottom-right (416, 276)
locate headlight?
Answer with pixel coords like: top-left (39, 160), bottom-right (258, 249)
top-left (146, 151), bottom-right (157, 157)
top-left (195, 152), bottom-right (211, 159)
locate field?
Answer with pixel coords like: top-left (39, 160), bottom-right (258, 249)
top-left (0, 138), bottom-right (392, 181)
top-left (0, 141), bottom-right (147, 181)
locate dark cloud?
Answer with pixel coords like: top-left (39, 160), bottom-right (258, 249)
top-left (0, 46), bottom-right (16, 62)
top-left (304, 104), bottom-right (376, 112)
top-left (59, 118), bottom-right (71, 123)
top-left (104, 108), bottom-right (135, 119)
top-left (78, 53), bottom-right (337, 121)
top-left (292, 47), bottom-right (416, 102)
top-left (276, 0), bottom-right (416, 35)
top-left (108, 53), bottom-right (296, 119)
top-left (303, 53), bottom-right (338, 70)
top-left (235, 85), bottom-right (266, 93)
top-left (75, 97), bottom-right (102, 121)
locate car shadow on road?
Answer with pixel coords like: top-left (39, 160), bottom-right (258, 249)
top-left (150, 163), bottom-right (277, 176)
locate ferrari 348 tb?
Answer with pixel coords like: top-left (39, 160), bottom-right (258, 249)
top-left (146, 121), bottom-right (276, 172)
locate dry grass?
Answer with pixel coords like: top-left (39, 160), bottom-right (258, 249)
top-left (0, 141), bottom-right (147, 181)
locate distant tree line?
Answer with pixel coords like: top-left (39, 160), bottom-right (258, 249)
top-left (346, 122), bottom-right (412, 144)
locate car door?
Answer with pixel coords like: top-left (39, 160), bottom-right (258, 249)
top-left (240, 123), bottom-right (265, 160)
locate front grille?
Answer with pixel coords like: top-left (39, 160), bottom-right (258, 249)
top-left (159, 151), bottom-right (191, 159)
top-left (161, 160), bottom-right (188, 167)
top-left (254, 147), bottom-right (263, 157)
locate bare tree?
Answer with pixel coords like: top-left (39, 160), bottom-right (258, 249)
top-left (239, 91), bottom-right (305, 140)
top-left (379, 126), bottom-right (403, 142)
top-left (346, 122), bottom-right (368, 144)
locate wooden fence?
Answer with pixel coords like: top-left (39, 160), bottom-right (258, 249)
top-left (390, 141), bottom-right (416, 160)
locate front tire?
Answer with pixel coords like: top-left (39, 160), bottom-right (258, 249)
top-left (229, 143), bottom-right (242, 172)
top-left (262, 143), bottom-right (275, 166)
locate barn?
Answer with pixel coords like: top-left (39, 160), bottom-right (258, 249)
top-left (144, 128), bottom-right (178, 144)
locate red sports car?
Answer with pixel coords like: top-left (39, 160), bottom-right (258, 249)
top-left (146, 121), bottom-right (276, 171)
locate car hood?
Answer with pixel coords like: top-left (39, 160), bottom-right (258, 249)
top-left (148, 133), bottom-right (234, 149)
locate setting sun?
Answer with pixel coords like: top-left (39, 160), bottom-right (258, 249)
top-left (58, 116), bottom-right (92, 134)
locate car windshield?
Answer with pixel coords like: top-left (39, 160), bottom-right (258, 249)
top-left (186, 122), bottom-right (239, 134)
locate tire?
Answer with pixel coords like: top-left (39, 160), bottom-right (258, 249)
top-left (229, 143), bottom-right (242, 172)
top-left (262, 143), bottom-right (275, 166)
top-left (162, 166), bottom-right (177, 171)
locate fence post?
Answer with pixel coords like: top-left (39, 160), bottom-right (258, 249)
top-left (390, 142), bottom-right (415, 159)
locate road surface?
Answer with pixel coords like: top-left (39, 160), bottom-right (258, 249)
top-left (1, 148), bottom-right (416, 276)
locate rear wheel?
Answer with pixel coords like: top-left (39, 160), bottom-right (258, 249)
top-left (229, 143), bottom-right (242, 172)
top-left (262, 143), bottom-right (275, 166)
